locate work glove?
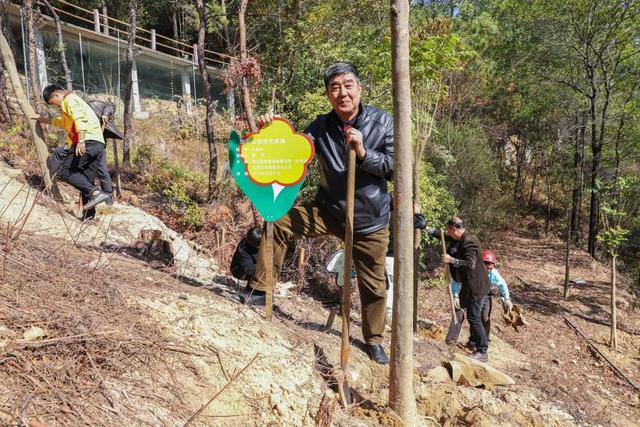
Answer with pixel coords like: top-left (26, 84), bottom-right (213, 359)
top-left (414, 213), bottom-right (427, 230)
top-left (501, 298), bottom-right (513, 312)
top-left (453, 296), bottom-right (461, 310)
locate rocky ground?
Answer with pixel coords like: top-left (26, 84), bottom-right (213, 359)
top-left (1, 161), bottom-right (638, 426)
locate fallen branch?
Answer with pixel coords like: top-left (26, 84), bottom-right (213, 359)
top-left (182, 352), bottom-right (260, 426)
top-left (13, 330), bottom-right (120, 348)
top-left (562, 315), bottom-right (640, 391)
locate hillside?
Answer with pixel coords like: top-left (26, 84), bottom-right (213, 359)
top-left (1, 156), bottom-right (638, 426)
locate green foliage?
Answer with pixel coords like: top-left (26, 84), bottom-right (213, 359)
top-left (597, 177), bottom-right (638, 256)
top-left (431, 121), bottom-right (507, 227)
top-left (417, 161), bottom-right (457, 229)
top-left (163, 182), bottom-right (206, 229)
top-left (5, 123), bottom-right (24, 137)
top-left (416, 161), bottom-right (457, 270)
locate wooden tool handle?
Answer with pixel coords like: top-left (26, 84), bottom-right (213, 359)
top-left (340, 146), bottom-right (357, 370)
top-left (441, 229), bottom-right (457, 325)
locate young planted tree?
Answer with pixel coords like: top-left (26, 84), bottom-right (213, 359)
top-left (122, 0), bottom-right (137, 166)
top-left (388, 0), bottom-right (416, 423)
top-left (195, 0), bottom-right (218, 196)
top-left (597, 177), bottom-right (636, 349)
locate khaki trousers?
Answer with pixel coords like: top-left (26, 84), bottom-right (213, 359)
top-left (252, 203), bottom-right (389, 345)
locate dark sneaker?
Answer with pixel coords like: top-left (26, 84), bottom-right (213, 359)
top-left (471, 351), bottom-right (488, 363)
top-left (236, 292), bottom-right (266, 306)
top-left (365, 344), bottom-right (389, 365)
top-left (105, 194), bottom-right (114, 205)
top-left (83, 191), bottom-right (111, 211)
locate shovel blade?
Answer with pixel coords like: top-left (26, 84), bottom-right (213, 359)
top-left (337, 374), bottom-right (352, 407)
top-left (445, 309), bottom-right (465, 344)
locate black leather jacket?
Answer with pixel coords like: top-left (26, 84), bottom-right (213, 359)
top-left (87, 100), bottom-right (124, 140)
top-left (305, 104), bottom-right (393, 234)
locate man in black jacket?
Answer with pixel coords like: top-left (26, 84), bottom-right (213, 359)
top-left (428, 217), bottom-right (491, 362)
top-left (239, 62), bottom-right (393, 364)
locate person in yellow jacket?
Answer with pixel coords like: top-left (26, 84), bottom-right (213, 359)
top-left (33, 85), bottom-right (112, 211)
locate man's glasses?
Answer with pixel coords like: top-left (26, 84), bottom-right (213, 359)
top-left (446, 220), bottom-right (464, 229)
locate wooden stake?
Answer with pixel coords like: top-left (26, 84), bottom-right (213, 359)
top-left (264, 221), bottom-right (274, 321)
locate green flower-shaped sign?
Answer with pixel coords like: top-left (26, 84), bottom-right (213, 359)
top-left (229, 119), bottom-right (315, 221)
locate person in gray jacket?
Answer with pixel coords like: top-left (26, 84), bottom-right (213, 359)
top-left (239, 62), bottom-right (394, 365)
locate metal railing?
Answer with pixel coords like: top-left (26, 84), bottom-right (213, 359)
top-left (34, 0), bottom-right (233, 68)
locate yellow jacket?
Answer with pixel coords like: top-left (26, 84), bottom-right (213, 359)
top-left (50, 93), bottom-right (105, 147)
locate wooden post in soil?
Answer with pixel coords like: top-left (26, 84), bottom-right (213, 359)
top-left (264, 221), bottom-right (274, 321)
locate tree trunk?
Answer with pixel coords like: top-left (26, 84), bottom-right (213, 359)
top-left (587, 141), bottom-right (600, 258)
top-left (0, 62), bottom-right (13, 125)
top-left (570, 112), bottom-right (585, 243)
top-left (24, 0), bottom-right (40, 106)
top-left (388, 0), bottom-right (417, 423)
top-left (543, 152), bottom-right (552, 237)
top-left (564, 198), bottom-right (571, 298)
top-left (101, 2), bottom-right (108, 35)
top-left (587, 74), bottom-right (600, 258)
top-left (220, 0), bottom-right (235, 121)
top-left (41, 0), bottom-right (72, 91)
top-left (172, 7), bottom-right (179, 39)
top-left (527, 167), bottom-right (537, 207)
top-left (122, 0), bottom-right (137, 166)
top-left (238, 0), bottom-right (256, 132)
top-left (0, 28), bottom-right (60, 197)
top-left (610, 255), bottom-right (617, 349)
top-left (195, 0), bottom-right (217, 197)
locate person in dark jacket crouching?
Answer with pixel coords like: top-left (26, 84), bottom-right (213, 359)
top-left (230, 227), bottom-right (262, 284)
top-left (427, 217), bottom-right (491, 362)
top-left (238, 62), bottom-right (393, 365)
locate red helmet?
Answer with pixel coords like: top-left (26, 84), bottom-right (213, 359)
top-left (482, 249), bottom-right (497, 264)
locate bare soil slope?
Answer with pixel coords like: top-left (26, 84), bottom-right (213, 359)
top-left (1, 161), bottom-right (638, 426)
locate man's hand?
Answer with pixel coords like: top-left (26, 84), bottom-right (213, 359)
top-left (453, 296), bottom-right (461, 310)
top-left (32, 116), bottom-right (51, 124)
top-left (75, 141), bottom-right (86, 156)
top-left (101, 115), bottom-right (109, 127)
top-left (501, 298), bottom-right (513, 312)
top-left (256, 112), bottom-right (281, 128)
top-left (345, 127), bottom-right (366, 160)
top-left (442, 254), bottom-right (454, 264)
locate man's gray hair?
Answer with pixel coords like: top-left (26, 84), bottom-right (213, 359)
top-left (323, 62), bottom-right (360, 88)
